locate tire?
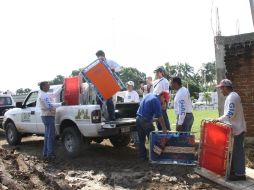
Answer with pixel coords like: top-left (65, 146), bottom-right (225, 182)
top-left (110, 134), bottom-right (131, 148)
top-left (62, 127), bottom-right (83, 158)
top-left (5, 122), bottom-right (22, 146)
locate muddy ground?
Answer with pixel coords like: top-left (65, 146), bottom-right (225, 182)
top-left (0, 129), bottom-right (228, 190)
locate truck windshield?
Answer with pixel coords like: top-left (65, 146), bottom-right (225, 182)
top-left (0, 97), bottom-right (12, 106)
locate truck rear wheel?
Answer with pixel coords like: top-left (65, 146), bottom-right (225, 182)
top-left (62, 127), bottom-right (83, 158)
top-left (110, 134), bottom-right (131, 148)
top-left (5, 122), bottom-right (22, 145)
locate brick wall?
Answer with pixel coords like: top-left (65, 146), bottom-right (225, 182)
top-left (224, 45), bottom-right (254, 136)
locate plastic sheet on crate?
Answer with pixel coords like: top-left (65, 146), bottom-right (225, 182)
top-left (84, 63), bottom-right (121, 100)
top-left (199, 121), bottom-right (232, 176)
top-left (149, 131), bottom-right (196, 165)
top-left (64, 76), bottom-right (81, 105)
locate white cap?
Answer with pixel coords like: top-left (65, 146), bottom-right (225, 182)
top-left (127, 81), bottom-right (135, 87)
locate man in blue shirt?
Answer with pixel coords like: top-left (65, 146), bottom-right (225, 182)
top-left (136, 92), bottom-right (168, 161)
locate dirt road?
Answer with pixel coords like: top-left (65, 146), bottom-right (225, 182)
top-left (0, 129), bottom-right (227, 190)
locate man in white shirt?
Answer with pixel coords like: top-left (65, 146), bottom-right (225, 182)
top-left (216, 79), bottom-right (246, 181)
top-left (96, 50), bottom-right (121, 121)
top-left (153, 66), bottom-right (170, 130)
top-left (123, 81), bottom-right (140, 103)
top-left (38, 81), bottom-right (65, 160)
top-left (171, 77), bottom-right (194, 132)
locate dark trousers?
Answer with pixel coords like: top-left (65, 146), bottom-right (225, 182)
top-left (136, 116), bottom-right (154, 159)
top-left (231, 132), bottom-right (245, 176)
top-left (177, 113), bottom-right (194, 132)
top-left (106, 97), bottom-right (115, 121)
top-left (97, 97), bottom-right (115, 121)
top-left (157, 109), bottom-right (170, 130)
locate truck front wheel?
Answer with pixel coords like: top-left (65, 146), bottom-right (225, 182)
top-left (5, 122), bottom-right (22, 145)
top-left (109, 134), bottom-right (131, 148)
top-left (62, 127), bottom-right (83, 158)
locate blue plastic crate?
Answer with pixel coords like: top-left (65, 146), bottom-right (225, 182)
top-left (149, 131), bottom-right (196, 165)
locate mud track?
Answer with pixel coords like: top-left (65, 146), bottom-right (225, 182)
top-left (0, 130), bottom-right (227, 190)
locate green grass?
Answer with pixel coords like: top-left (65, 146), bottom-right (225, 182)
top-left (168, 109), bottom-right (219, 139)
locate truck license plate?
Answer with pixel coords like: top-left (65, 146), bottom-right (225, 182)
top-left (121, 127), bottom-right (130, 133)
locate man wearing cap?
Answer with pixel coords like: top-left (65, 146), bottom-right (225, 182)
top-left (171, 77), bottom-right (194, 132)
top-left (123, 81), bottom-right (140, 103)
top-left (95, 50), bottom-right (121, 121)
top-left (153, 66), bottom-right (170, 131)
top-left (215, 79), bottom-right (246, 181)
top-left (136, 92), bottom-right (168, 161)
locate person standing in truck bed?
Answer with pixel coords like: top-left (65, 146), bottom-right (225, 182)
top-left (96, 50), bottom-right (121, 121)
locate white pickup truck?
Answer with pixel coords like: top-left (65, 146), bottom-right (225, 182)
top-left (2, 85), bottom-right (138, 157)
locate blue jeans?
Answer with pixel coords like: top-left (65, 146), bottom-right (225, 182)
top-left (136, 116), bottom-right (154, 159)
top-left (157, 109), bottom-right (170, 130)
top-left (41, 116), bottom-right (56, 157)
top-left (231, 132), bottom-right (245, 176)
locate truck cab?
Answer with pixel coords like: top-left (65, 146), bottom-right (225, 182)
top-left (0, 94), bottom-right (15, 128)
top-left (3, 84), bottom-right (138, 157)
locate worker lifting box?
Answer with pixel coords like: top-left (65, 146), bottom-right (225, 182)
top-left (80, 59), bottom-right (125, 102)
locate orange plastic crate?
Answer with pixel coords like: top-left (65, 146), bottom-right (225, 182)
top-left (199, 121), bottom-right (232, 176)
top-left (64, 76), bottom-right (81, 105)
top-left (85, 63), bottom-right (121, 100)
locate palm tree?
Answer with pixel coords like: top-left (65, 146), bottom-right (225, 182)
top-left (203, 92), bottom-right (212, 105)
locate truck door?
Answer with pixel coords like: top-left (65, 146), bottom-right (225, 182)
top-left (18, 91), bottom-right (39, 133)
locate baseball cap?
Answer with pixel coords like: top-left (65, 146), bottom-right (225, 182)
top-left (216, 79), bottom-right (232, 88)
top-left (160, 91), bottom-right (170, 103)
top-left (127, 81), bottom-right (135, 87)
top-left (154, 66), bottom-right (165, 73)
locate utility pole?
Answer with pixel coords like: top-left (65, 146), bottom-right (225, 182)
top-left (249, 0), bottom-right (254, 27)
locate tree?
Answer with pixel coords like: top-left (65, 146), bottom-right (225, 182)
top-left (118, 67), bottom-right (146, 90)
top-left (16, 88), bottom-right (24, 94)
top-left (71, 69), bottom-right (83, 77)
top-left (164, 62), bottom-right (201, 98)
top-left (16, 88), bottom-right (31, 94)
top-left (23, 88), bottom-right (31, 93)
top-left (198, 62), bottom-right (216, 91)
top-left (49, 75), bottom-right (65, 85)
top-left (203, 92), bottom-right (212, 105)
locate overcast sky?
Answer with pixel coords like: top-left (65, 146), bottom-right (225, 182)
top-left (0, 0), bottom-right (253, 92)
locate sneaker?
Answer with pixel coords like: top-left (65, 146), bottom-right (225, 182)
top-left (228, 175), bottom-right (246, 181)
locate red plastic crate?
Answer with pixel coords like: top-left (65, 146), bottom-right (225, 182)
top-left (199, 121), bottom-right (233, 176)
top-left (64, 76), bottom-right (81, 105)
top-left (85, 63), bottom-right (121, 100)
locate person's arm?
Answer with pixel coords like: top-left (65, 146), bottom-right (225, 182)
top-left (153, 98), bottom-right (167, 133)
top-left (108, 60), bottom-right (121, 72)
top-left (218, 97), bottom-right (236, 122)
top-left (158, 116), bottom-right (167, 133)
top-left (40, 94), bottom-right (62, 110)
top-left (48, 86), bottom-right (62, 99)
top-left (163, 79), bottom-right (170, 93)
top-left (177, 98), bottom-right (187, 126)
top-left (134, 91), bottom-right (140, 102)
